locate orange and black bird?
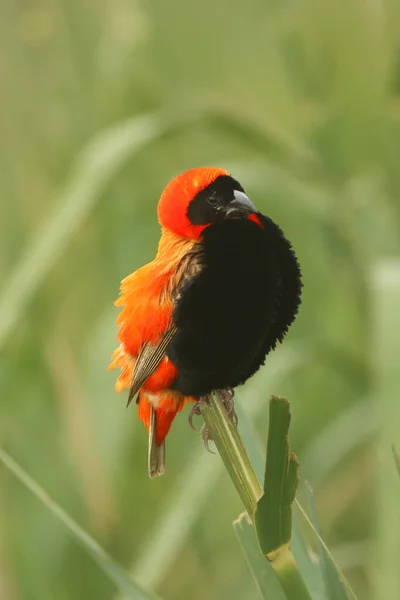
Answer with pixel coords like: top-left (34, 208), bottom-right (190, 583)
top-left (108, 167), bottom-right (302, 477)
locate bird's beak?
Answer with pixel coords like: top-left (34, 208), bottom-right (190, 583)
top-left (225, 190), bottom-right (257, 219)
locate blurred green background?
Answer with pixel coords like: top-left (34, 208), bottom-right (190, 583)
top-left (2, 0), bottom-right (400, 599)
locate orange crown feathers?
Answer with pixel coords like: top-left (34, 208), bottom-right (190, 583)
top-left (157, 167), bottom-right (229, 240)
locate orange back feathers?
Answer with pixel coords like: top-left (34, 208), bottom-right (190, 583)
top-left (114, 229), bottom-right (196, 357)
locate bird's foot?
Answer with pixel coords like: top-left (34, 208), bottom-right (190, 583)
top-left (188, 397), bottom-right (215, 453)
top-left (201, 425), bottom-right (215, 454)
top-left (219, 387), bottom-right (238, 427)
top-left (188, 396), bottom-right (207, 432)
top-left (188, 389), bottom-right (237, 454)
top-left (200, 388), bottom-right (236, 453)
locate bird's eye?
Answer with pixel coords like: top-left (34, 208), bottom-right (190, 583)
top-left (207, 195), bottom-right (218, 206)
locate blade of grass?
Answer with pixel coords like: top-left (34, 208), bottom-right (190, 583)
top-left (235, 400), bottom-right (327, 600)
top-left (254, 397), bottom-right (312, 600)
top-left (200, 391), bottom-right (315, 599)
top-left (200, 392), bottom-right (312, 599)
top-left (255, 397), bottom-right (298, 554)
top-left (237, 390), bottom-right (356, 600)
top-left (199, 391), bottom-right (263, 516)
top-left (233, 512), bottom-right (287, 600)
top-left (294, 502), bottom-right (358, 600)
top-left (0, 112), bottom-right (173, 349)
top-left (306, 485), bottom-right (350, 600)
top-left (290, 522), bottom-right (327, 600)
top-left (301, 398), bottom-right (376, 486)
top-left (370, 261), bottom-right (400, 600)
top-left (0, 446), bottom-right (162, 600)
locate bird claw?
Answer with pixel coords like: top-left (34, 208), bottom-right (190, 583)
top-left (219, 387), bottom-right (238, 427)
top-left (188, 397), bottom-right (206, 431)
top-left (188, 398), bottom-right (215, 453)
top-left (188, 389), bottom-right (237, 453)
top-left (201, 426), bottom-right (215, 454)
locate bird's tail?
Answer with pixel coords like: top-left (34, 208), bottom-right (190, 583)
top-left (148, 405), bottom-right (166, 477)
top-left (138, 392), bottom-right (187, 478)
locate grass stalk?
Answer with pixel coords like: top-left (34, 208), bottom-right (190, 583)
top-left (200, 392), bottom-right (312, 600)
top-left (0, 446), bottom-right (161, 600)
top-left (199, 391), bottom-right (263, 517)
top-left (271, 549), bottom-right (314, 599)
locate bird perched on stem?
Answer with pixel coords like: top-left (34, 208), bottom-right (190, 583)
top-left (108, 167), bottom-right (302, 477)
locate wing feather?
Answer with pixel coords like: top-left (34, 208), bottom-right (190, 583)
top-left (127, 325), bottom-right (177, 406)
top-left (126, 241), bottom-right (203, 405)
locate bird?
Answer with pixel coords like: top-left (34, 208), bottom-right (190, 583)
top-left (108, 167), bottom-right (302, 477)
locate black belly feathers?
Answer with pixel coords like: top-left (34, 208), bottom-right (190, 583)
top-left (167, 215), bottom-right (302, 397)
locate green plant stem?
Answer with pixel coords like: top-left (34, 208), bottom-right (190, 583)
top-left (271, 547), bottom-right (314, 600)
top-left (200, 391), bottom-right (263, 517)
top-left (201, 393), bottom-right (312, 600)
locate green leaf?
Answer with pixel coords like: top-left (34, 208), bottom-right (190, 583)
top-left (236, 401), bottom-right (327, 600)
top-left (290, 522), bottom-right (327, 600)
top-left (0, 446), bottom-right (162, 600)
top-left (255, 397), bottom-right (299, 556)
top-left (233, 512), bottom-right (287, 600)
top-left (253, 397), bottom-right (312, 600)
top-left (306, 485), bottom-right (350, 600)
top-left (196, 391), bottom-right (313, 599)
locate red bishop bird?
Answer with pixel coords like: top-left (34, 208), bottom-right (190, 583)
top-left (108, 167), bottom-right (302, 477)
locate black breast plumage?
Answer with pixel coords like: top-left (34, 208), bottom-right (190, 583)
top-left (166, 215), bottom-right (302, 397)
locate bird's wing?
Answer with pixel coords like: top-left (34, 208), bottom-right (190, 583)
top-left (127, 325), bottom-right (177, 406)
top-left (127, 242), bottom-right (204, 405)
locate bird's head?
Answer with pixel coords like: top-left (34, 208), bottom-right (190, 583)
top-left (157, 167), bottom-right (261, 241)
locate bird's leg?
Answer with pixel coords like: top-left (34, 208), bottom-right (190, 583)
top-left (219, 387), bottom-right (238, 427)
top-left (200, 388), bottom-right (237, 453)
top-left (188, 397), bottom-right (215, 453)
top-left (188, 396), bottom-right (207, 431)
top-left (201, 425), bottom-right (215, 454)
top-left (188, 389), bottom-right (237, 453)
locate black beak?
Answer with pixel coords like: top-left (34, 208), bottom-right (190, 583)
top-left (225, 190), bottom-right (257, 219)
